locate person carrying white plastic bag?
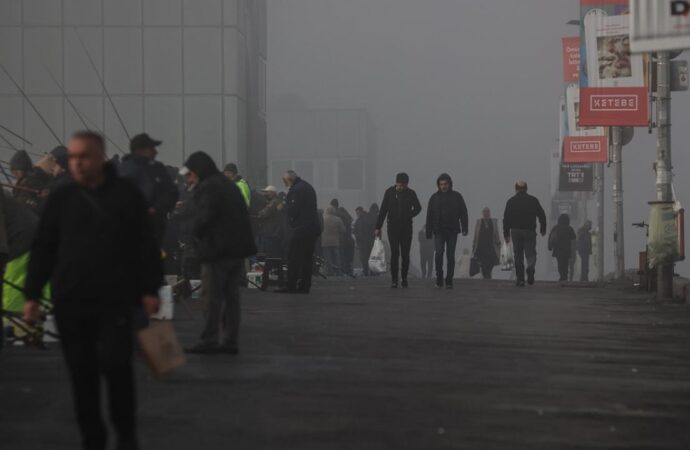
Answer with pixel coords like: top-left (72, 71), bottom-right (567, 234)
top-left (368, 238), bottom-right (387, 274)
top-left (500, 240), bottom-right (514, 271)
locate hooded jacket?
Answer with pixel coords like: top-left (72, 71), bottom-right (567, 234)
top-left (184, 152), bottom-right (256, 262)
top-left (548, 214), bottom-right (576, 258)
top-left (425, 174), bottom-right (469, 238)
top-left (25, 163), bottom-right (162, 305)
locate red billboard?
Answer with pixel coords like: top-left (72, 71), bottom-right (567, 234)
top-left (562, 37), bottom-right (580, 83)
top-left (563, 136), bottom-right (609, 163)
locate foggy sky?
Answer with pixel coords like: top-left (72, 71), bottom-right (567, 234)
top-left (268, 0), bottom-right (690, 276)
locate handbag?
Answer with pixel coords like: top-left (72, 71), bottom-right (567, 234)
top-left (469, 256), bottom-right (481, 277)
top-left (137, 321), bottom-right (186, 378)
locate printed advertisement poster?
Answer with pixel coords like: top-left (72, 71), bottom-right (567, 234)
top-left (631, 0), bottom-right (690, 52)
top-left (563, 84), bottom-right (609, 163)
top-left (580, 0), bottom-right (649, 126)
top-left (562, 36), bottom-right (581, 83)
top-left (559, 164), bottom-right (595, 191)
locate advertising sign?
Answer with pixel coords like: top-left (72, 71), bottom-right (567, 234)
top-left (563, 84), bottom-right (609, 163)
top-left (580, 0), bottom-right (650, 126)
top-left (631, 0), bottom-right (690, 52)
top-left (563, 36), bottom-right (581, 83)
top-left (559, 164), bottom-right (595, 191)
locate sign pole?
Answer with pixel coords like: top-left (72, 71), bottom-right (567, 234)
top-left (656, 51), bottom-right (674, 298)
top-left (611, 126), bottom-right (625, 279)
top-left (595, 162), bottom-right (605, 281)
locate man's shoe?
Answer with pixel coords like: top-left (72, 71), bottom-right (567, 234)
top-left (401, 279), bottom-right (409, 288)
top-left (516, 280), bottom-right (525, 287)
top-left (445, 282), bottom-right (453, 289)
top-left (527, 270), bottom-right (535, 285)
top-left (185, 342), bottom-right (219, 354)
top-left (435, 276), bottom-right (444, 288)
top-left (391, 282), bottom-right (398, 289)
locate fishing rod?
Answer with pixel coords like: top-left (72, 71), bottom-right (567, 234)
top-left (45, 67), bottom-right (126, 154)
top-left (74, 28), bottom-right (131, 142)
top-left (0, 63), bottom-right (63, 146)
top-left (0, 124), bottom-right (32, 146)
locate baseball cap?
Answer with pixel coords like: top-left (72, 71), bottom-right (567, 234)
top-left (129, 133), bottom-right (162, 152)
top-left (262, 185), bottom-right (278, 193)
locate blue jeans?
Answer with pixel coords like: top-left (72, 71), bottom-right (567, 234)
top-left (434, 232), bottom-right (458, 282)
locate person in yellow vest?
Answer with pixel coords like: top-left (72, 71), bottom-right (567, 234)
top-left (223, 163), bottom-right (251, 207)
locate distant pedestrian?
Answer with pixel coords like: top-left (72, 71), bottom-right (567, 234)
top-left (353, 206), bottom-right (375, 276)
top-left (472, 207), bottom-right (502, 279)
top-left (24, 131), bottom-right (163, 450)
top-left (330, 199), bottom-right (355, 275)
top-left (425, 173), bottom-right (468, 289)
top-left (321, 206), bottom-right (346, 275)
top-left (119, 133), bottom-right (179, 242)
top-left (577, 220), bottom-right (593, 282)
top-left (180, 151), bottom-right (256, 354)
top-left (256, 186), bottom-right (284, 258)
top-left (548, 214), bottom-right (577, 282)
top-left (418, 226), bottom-right (434, 279)
top-left (503, 181), bottom-right (547, 287)
top-left (375, 173), bottom-right (422, 288)
top-left (223, 163), bottom-right (251, 207)
top-left (276, 171), bottom-right (321, 294)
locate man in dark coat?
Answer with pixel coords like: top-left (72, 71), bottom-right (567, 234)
top-left (425, 173), bottom-right (469, 288)
top-left (23, 131), bottom-right (162, 450)
top-left (118, 133), bottom-right (178, 242)
top-left (276, 170), bottom-right (321, 294)
top-left (180, 152), bottom-right (256, 354)
top-left (503, 180), bottom-right (547, 287)
top-left (375, 173), bottom-right (422, 288)
top-left (577, 220), bottom-right (593, 282)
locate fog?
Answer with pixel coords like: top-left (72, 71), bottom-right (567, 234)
top-left (268, 0), bottom-right (690, 277)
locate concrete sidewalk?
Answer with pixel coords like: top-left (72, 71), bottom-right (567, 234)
top-left (2, 278), bottom-right (690, 449)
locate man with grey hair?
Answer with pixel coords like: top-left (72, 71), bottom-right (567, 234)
top-left (276, 170), bottom-right (320, 294)
top-left (503, 180), bottom-right (546, 287)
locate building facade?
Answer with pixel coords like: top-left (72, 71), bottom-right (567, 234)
top-left (0, 0), bottom-right (266, 185)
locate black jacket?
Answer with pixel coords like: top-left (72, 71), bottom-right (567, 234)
top-left (425, 174), bottom-right (468, 237)
top-left (548, 214), bottom-right (576, 258)
top-left (502, 191), bottom-right (547, 239)
top-left (25, 164), bottom-right (162, 305)
top-left (286, 178), bottom-right (321, 239)
top-left (375, 186), bottom-right (422, 232)
top-left (186, 152), bottom-right (256, 262)
top-left (0, 190), bottom-right (38, 260)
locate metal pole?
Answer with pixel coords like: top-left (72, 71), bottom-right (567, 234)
top-left (655, 51), bottom-right (674, 298)
top-left (612, 126), bottom-right (625, 279)
top-left (595, 162), bottom-right (605, 281)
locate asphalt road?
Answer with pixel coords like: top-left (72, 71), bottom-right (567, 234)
top-left (2, 278), bottom-right (690, 450)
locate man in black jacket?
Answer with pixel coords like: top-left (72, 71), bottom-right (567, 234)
top-left (503, 180), bottom-right (547, 287)
top-left (23, 131), bottom-right (162, 450)
top-left (180, 152), bottom-right (256, 354)
top-left (277, 170), bottom-right (321, 294)
top-left (425, 173), bottom-right (468, 289)
top-left (375, 173), bottom-right (422, 288)
top-left (119, 133), bottom-right (179, 243)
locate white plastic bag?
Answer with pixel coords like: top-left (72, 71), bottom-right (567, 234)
top-left (500, 240), bottom-right (514, 271)
top-left (368, 238), bottom-right (387, 274)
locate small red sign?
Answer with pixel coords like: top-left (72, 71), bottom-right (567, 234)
top-left (562, 37), bottom-right (580, 83)
top-left (579, 87), bottom-right (648, 127)
top-left (563, 136), bottom-right (608, 163)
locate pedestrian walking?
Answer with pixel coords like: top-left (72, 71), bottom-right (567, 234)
top-left (577, 220), bottom-right (593, 282)
top-left (23, 131), bottom-right (163, 450)
top-left (276, 171), bottom-right (321, 294)
top-left (425, 173), bottom-right (468, 288)
top-left (418, 226), bottom-right (434, 279)
top-left (353, 206), bottom-right (375, 276)
top-left (502, 181), bottom-right (547, 287)
top-left (118, 133), bottom-right (179, 242)
top-left (375, 173), bottom-right (422, 288)
top-left (472, 207), bottom-right (502, 279)
top-left (321, 206), bottom-right (346, 275)
top-left (179, 152), bottom-right (256, 355)
top-left (548, 214), bottom-right (577, 282)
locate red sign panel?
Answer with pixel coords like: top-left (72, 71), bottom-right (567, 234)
top-left (563, 136), bottom-right (609, 163)
top-left (579, 87), bottom-right (648, 127)
top-left (562, 37), bottom-right (580, 83)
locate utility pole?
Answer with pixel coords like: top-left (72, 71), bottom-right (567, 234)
top-left (655, 51), bottom-right (674, 298)
top-left (595, 162), bottom-right (605, 281)
top-left (611, 126), bottom-right (625, 279)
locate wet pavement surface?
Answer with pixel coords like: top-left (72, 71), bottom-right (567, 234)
top-left (2, 277), bottom-right (690, 449)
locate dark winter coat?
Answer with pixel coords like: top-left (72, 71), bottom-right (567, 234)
top-left (548, 214), bottom-right (576, 259)
top-left (185, 152), bottom-right (256, 262)
top-left (25, 164), bottom-right (163, 305)
top-left (285, 177), bottom-right (321, 239)
top-left (353, 211), bottom-right (376, 244)
top-left (502, 191), bottom-right (547, 239)
top-left (577, 226), bottom-right (593, 256)
top-left (0, 190), bottom-right (38, 260)
top-left (14, 167), bottom-right (52, 211)
top-left (425, 174), bottom-right (469, 238)
top-left (375, 186), bottom-right (422, 233)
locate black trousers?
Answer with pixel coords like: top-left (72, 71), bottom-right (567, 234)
top-left (55, 302), bottom-right (138, 450)
top-left (420, 251), bottom-right (433, 278)
top-left (579, 252), bottom-right (590, 282)
top-left (556, 255), bottom-right (570, 281)
top-left (287, 234), bottom-right (317, 292)
top-left (388, 228), bottom-right (413, 283)
top-left (480, 262), bottom-right (494, 279)
top-left (510, 229), bottom-right (537, 282)
top-left (357, 239), bottom-right (374, 276)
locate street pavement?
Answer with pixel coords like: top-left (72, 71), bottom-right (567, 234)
top-left (2, 277), bottom-right (690, 450)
